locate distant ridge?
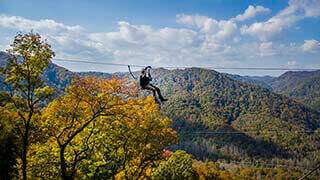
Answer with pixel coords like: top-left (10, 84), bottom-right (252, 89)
top-left (269, 70), bottom-right (320, 111)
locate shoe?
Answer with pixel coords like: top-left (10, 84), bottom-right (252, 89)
top-left (154, 98), bottom-right (161, 104)
top-left (160, 98), bottom-right (168, 102)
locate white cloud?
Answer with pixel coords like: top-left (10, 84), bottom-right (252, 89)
top-left (0, 14), bottom-right (113, 59)
top-left (241, 0), bottom-right (320, 41)
top-left (301, 39), bottom-right (320, 52)
top-left (259, 42), bottom-right (278, 57)
top-left (233, 5), bottom-right (270, 21)
top-left (176, 5), bottom-right (271, 48)
top-left (117, 21), bottom-right (149, 43)
top-left (88, 22), bottom-right (202, 66)
top-left (287, 60), bottom-right (297, 66)
top-left (0, 14), bottom-right (82, 32)
top-left (176, 14), bottom-right (237, 41)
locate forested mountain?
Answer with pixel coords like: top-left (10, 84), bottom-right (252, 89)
top-left (0, 52), bottom-right (9, 67)
top-left (77, 71), bottom-right (113, 79)
top-left (0, 51), bottom-right (74, 92)
top-left (230, 70), bottom-right (320, 112)
top-left (226, 74), bottom-right (273, 90)
top-left (0, 52), bottom-right (9, 91)
top-left (43, 63), bottom-right (74, 92)
top-left (269, 71), bottom-right (320, 111)
top-left (1, 52), bottom-right (319, 169)
top-left (141, 68), bottom-right (320, 167)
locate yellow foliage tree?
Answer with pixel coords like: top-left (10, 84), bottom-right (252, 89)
top-left (28, 77), bottom-right (177, 179)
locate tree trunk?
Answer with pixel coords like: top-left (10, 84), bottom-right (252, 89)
top-left (21, 126), bottom-right (29, 180)
top-left (21, 144), bottom-right (27, 180)
top-left (60, 146), bottom-right (72, 180)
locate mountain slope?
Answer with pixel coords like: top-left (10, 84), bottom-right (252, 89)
top-left (226, 74), bottom-right (273, 90)
top-left (269, 70), bottom-right (320, 111)
top-left (145, 68), bottom-right (320, 164)
top-left (0, 52), bottom-right (10, 91)
top-left (0, 51), bottom-right (74, 92)
top-left (227, 70), bottom-right (320, 112)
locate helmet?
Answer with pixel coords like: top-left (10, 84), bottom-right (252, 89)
top-left (141, 68), bottom-right (146, 74)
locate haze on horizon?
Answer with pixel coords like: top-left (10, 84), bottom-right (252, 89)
top-left (0, 0), bottom-right (320, 76)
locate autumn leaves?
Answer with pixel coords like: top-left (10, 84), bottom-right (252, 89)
top-left (36, 77), bottom-right (177, 178)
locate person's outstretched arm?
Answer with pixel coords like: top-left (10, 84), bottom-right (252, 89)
top-left (144, 66), bottom-right (152, 80)
top-left (147, 68), bottom-right (152, 81)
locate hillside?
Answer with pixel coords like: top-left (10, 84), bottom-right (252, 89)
top-left (226, 74), bottom-right (273, 90)
top-left (0, 52), bottom-right (74, 92)
top-left (227, 70), bottom-right (320, 112)
top-left (0, 52), bottom-right (10, 91)
top-left (143, 68), bottom-right (320, 166)
top-left (269, 70), bottom-right (320, 111)
top-left (43, 63), bottom-right (74, 92)
top-left (0, 52), bottom-right (9, 67)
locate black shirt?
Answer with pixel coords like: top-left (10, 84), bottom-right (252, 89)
top-left (140, 75), bottom-right (151, 88)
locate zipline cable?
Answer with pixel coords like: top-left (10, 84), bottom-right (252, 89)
top-left (298, 163), bottom-right (320, 180)
top-left (53, 58), bottom-right (320, 71)
top-left (183, 130), bottom-right (318, 134)
top-left (222, 160), bottom-right (314, 169)
top-left (128, 65), bottom-right (137, 80)
top-left (54, 58), bottom-right (145, 68)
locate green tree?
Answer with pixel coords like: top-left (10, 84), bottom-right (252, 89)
top-left (0, 32), bottom-right (55, 180)
top-left (192, 161), bottom-right (224, 180)
top-left (153, 150), bottom-right (198, 180)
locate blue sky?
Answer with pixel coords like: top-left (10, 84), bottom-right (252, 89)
top-left (0, 0), bottom-right (320, 76)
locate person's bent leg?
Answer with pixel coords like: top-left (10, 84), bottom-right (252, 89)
top-left (150, 84), bottom-right (167, 102)
top-left (144, 85), bottom-right (158, 101)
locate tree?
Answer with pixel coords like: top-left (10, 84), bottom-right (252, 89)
top-left (91, 96), bottom-right (178, 179)
top-left (27, 77), bottom-right (177, 179)
top-left (192, 161), bottom-right (224, 180)
top-left (0, 32), bottom-right (55, 180)
top-left (39, 77), bottom-right (130, 179)
top-left (152, 150), bottom-right (198, 179)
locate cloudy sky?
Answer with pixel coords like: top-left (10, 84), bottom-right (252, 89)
top-left (1, 0), bottom-right (320, 76)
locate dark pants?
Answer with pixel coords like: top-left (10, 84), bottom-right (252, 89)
top-left (142, 84), bottom-right (165, 101)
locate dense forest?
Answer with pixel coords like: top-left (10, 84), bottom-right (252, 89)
top-left (269, 70), bottom-right (320, 111)
top-left (228, 70), bottom-right (320, 111)
top-left (147, 68), bottom-right (320, 165)
top-left (0, 33), bottom-right (319, 179)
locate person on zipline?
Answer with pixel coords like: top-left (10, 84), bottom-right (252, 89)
top-left (140, 66), bottom-right (168, 103)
